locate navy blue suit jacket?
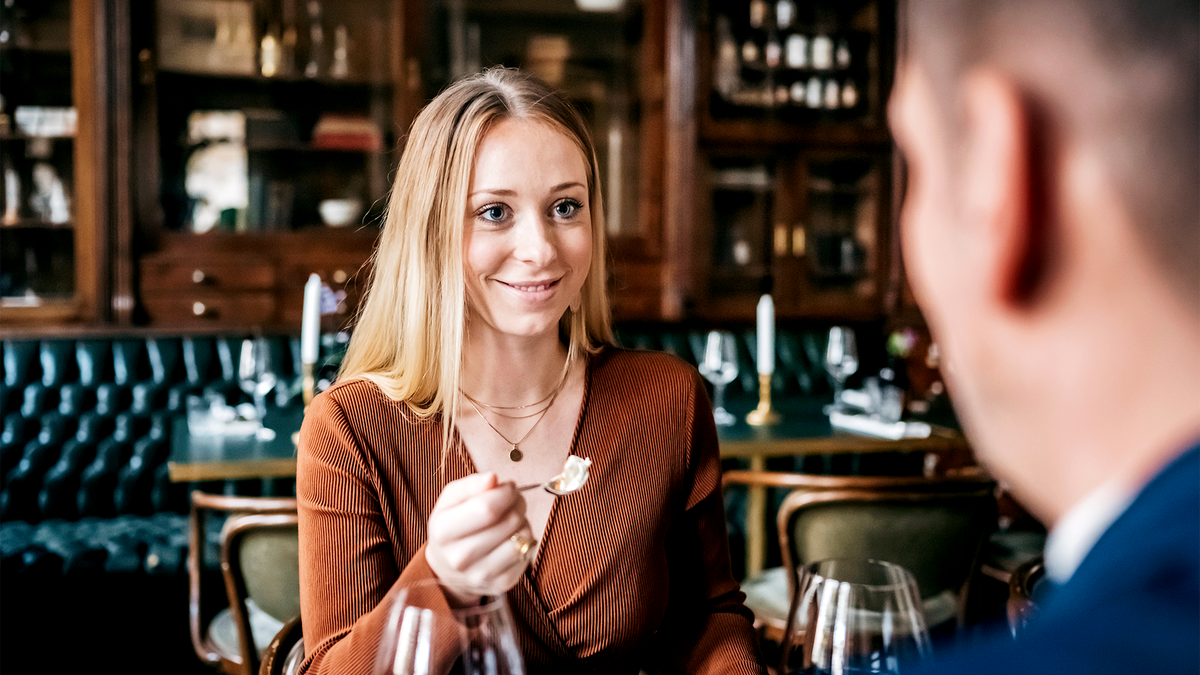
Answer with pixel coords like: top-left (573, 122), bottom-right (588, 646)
top-left (917, 444), bottom-right (1200, 674)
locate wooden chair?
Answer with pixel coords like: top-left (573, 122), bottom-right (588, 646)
top-left (723, 470), bottom-right (997, 645)
top-left (259, 616), bottom-right (304, 675)
top-left (189, 491), bottom-right (300, 675)
top-left (1006, 556), bottom-right (1046, 639)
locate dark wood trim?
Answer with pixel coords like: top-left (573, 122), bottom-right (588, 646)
top-left (108, 0), bottom-right (136, 325)
top-left (70, 0), bottom-right (104, 325)
top-left (662, 0), bottom-right (696, 321)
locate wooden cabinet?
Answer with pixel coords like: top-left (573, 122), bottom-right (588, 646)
top-left (416, 0), bottom-right (668, 321)
top-left (139, 230), bottom-right (374, 329)
top-left (20, 0), bottom-right (896, 330)
top-left (0, 0), bottom-right (106, 325)
top-left (132, 0), bottom-right (415, 329)
top-left (663, 0), bottom-right (899, 322)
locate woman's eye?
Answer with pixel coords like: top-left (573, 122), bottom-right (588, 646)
top-left (479, 205), bottom-right (506, 222)
top-left (554, 199), bottom-right (581, 218)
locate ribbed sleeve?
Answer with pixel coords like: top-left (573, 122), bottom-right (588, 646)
top-left (296, 348), bottom-right (766, 675)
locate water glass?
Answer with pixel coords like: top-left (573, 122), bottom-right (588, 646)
top-left (698, 330), bottom-right (739, 426)
top-left (238, 337), bottom-right (278, 423)
top-left (375, 579), bottom-right (525, 675)
top-left (781, 558), bottom-right (931, 675)
top-left (824, 326), bottom-right (859, 412)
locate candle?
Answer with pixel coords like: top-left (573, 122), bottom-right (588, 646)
top-left (756, 294), bottom-right (774, 375)
top-left (301, 273), bottom-right (322, 365)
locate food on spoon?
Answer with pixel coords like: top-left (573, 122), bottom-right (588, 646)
top-left (553, 456), bottom-right (591, 492)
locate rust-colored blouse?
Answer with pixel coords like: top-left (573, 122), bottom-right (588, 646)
top-left (296, 348), bottom-right (766, 674)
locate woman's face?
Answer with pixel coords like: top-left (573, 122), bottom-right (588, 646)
top-left (463, 118), bottom-right (593, 342)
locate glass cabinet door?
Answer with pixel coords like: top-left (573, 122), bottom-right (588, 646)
top-left (421, 0), bottom-right (649, 238)
top-left (0, 0), bottom-right (99, 323)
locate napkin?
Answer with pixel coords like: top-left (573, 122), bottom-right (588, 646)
top-left (829, 411), bottom-right (932, 440)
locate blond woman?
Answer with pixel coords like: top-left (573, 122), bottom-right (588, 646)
top-left (297, 68), bottom-right (764, 675)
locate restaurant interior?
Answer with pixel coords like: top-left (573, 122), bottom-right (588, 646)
top-left (0, 0), bottom-right (1050, 673)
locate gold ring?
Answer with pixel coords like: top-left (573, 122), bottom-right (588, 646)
top-left (510, 533), bottom-right (535, 558)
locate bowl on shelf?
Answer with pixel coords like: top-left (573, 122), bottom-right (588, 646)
top-left (318, 198), bottom-right (363, 228)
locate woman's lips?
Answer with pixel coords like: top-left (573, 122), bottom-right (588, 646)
top-left (497, 278), bottom-right (561, 302)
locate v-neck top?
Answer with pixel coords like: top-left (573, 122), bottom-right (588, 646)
top-left (295, 347), bottom-right (766, 675)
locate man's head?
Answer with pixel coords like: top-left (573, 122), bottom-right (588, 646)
top-left (890, 0), bottom-right (1200, 521)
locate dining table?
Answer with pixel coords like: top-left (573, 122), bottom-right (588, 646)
top-left (167, 396), bottom-right (972, 576)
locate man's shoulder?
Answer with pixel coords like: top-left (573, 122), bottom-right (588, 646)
top-left (917, 589), bottom-right (1199, 675)
top-left (917, 445), bottom-right (1200, 675)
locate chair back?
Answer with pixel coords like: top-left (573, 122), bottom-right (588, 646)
top-left (189, 491), bottom-right (299, 675)
top-left (1006, 556), bottom-right (1046, 638)
top-left (776, 474), bottom-right (997, 619)
top-left (259, 616), bottom-right (304, 675)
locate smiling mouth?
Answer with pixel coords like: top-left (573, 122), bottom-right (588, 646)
top-left (499, 279), bottom-right (561, 293)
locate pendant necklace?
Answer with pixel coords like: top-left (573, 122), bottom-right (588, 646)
top-left (461, 358), bottom-right (570, 462)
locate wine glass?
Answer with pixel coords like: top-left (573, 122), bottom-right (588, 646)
top-left (375, 579), bottom-right (525, 675)
top-left (780, 558), bottom-right (931, 675)
top-left (698, 330), bottom-right (739, 426)
top-left (824, 326), bottom-right (859, 412)
top-left (238, 338), bottom-right (278, 424)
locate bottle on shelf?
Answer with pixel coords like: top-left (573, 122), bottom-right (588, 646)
top-left (330, 24), bottom-right (349, 79)
top-left (714, 15), bottom-right (739, 101)
top-left (811, 33), bottom-right (833, 71)
top-left (280, 0), bottom-right (298, 76)
top-left (304, 0), bottom-right (325, 79)
top-left (785, 33), bottom-right (808, 69)
top-left (3, 161), bottom-right (19, 225)
top-left (775, 0), bottom-right (796, 30)
top-left (836, 37), bottom-right (851, 69)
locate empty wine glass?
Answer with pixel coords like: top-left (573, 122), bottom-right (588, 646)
top-left (824, 326), bottom-right (859, 413)
top-left (698, 330), bottom-right (739, 426)
top-left (375, 579), bottom-right (525, 675)
top-left (780, 558), bottom-right (931, 675)
top-left (238, 338), bottom-right (277, 424)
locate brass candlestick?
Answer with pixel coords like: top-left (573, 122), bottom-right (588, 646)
top-left (746, 372), bottom-right (781, 426)
top-left (302, 362), bottom-right (315, 409)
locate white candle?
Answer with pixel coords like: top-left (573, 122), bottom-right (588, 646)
top-left (301, 273), bottom-right (322, 365)
top-left (756, 294), bottom-right (775, 375)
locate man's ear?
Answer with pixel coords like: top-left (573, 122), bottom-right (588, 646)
top-left (961, 70), bottom-right (1050, 308)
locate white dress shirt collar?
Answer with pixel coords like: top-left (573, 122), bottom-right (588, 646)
top-left (1043, 479), bottom-right (1137, 584)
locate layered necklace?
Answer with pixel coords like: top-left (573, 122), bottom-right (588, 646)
top-left (461, 356), bottom-right (571, 462)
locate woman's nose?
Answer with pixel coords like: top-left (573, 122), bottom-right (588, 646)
top-left (513, 215), bottom-right (557, 265)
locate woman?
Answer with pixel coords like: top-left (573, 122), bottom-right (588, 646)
top-left (297, 68), bottom-right (764, 674)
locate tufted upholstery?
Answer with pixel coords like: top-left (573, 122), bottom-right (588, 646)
top-left (0, 334), bottom-right (315, 578)
top-left (612, 324), bottom-right (868, 399)
top-left (0, 325), bottom-right (858, 575)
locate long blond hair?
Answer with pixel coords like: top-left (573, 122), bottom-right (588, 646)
top-left (339, 68), bottom-right (614, 450)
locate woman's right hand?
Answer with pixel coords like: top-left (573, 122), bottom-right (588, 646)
top-left (424, 472), bottom-right (535, 605)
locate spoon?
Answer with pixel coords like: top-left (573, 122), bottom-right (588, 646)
top-left (516, 456), bottom-right (591, 496)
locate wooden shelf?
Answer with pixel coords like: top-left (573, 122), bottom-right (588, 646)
top-left (156, 68), bottom-right (394, 89)
top-left (0, 297), bottom-right (80, 324)
top-left (699, 117), bottom-right (892, 148)
top-left (1, 218), bottom-right (75, 229)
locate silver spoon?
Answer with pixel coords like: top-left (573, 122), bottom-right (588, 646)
top-left (516, 471), bottom-right (588, 496)
top-left (516, 457), bottom-right (591, 496)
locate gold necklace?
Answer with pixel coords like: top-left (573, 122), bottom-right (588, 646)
top-left (461, 358), bottom-right (570, 461)
top-left (464, 387), bottom-right (560, 461)
top-left (463, 356), bottom-right (571, 416)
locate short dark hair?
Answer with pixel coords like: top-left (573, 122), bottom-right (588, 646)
top-left (906, 0), bottom-right (1199, 304)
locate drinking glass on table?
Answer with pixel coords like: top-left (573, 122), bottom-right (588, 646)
top-left (238, 337), bottom-right (278, 424)
top-left (698, 330), bottom-right (739, 426)
top-left (375, 579), bottom-right (525, 675)
top-left (780, 558), bottom-right (931, 675)
top-left (824, 326), bottom-right (859, 413)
